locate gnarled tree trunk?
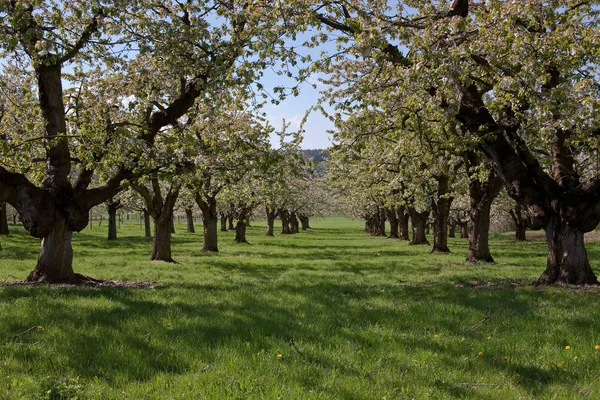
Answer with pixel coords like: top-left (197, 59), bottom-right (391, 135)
top-left (152, 213), bottom-right (174, 262)
top-left (265, 207), bottom-right (277, 236)
top-left (290, 211), bottom-right (300, 234)
top-left (465, 152), bottom-right (503, 262)
top-left (107, 199), bottom-right (122, 241)
top-left (409, 208), bottom-right (430, 245)
top-left (509, 204), bottom-right (529, 241)
top-left (537, 216), bottom-right (599, 285)
top-left (220, 213), bottom-right (228, 232)
top-left (196, 194), bottom-right (219, 252)
top-left (280, 209), bottom-right (292, 234)
top-left (299, 214), bottom-right (310, 230)
top-left (27, 216), bottom-right (76, 283)
top-left (386, 207), bottom-right (399, 239)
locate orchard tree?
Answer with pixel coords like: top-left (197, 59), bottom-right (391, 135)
top-left (308, 0), bottom-right (600, 284)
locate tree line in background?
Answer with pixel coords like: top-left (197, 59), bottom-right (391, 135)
top-left (1, 1), bottom-right (599, 285)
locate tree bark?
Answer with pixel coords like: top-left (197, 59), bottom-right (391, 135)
top-left (107, 200), bottom-right (121, 241)
top-left (290, 211), bottom-right (300, 234)
top-left (143, 209), bottom-right (151, 237)
top-left (152, 213), bottom-right (174, 262)
top-left (431, 175), bottom-right (453, 253)
top-left (465, 152), bottom-right (503, 262)
top-left (280, 209), bottom-right (292, 234)
top-left (0, 203), bottom-right (9, 235)
top-left (27, 216), bottom-right (76, 283)
top-left (448, 219), bottom-right (456, 238)
top-left (220, 213), bottom-right (228, 232)
top-left (408, 208), bottom-right (430, 245)
top-left (398, 206), bottom-right (409, 241)
top-left (509, 204), bottom-right (529, 241)
top-left (196, 194), bottom-right (219, 252)
top-left (299, 214), bottom-right (310, 230)
top-left (235, 220), bottom-right (248, 243)
top-left (265, 207), bottom-right (277, 236)
top-left (536, 216), bottom-right (599, 285)
top-left (185, 208), bottom-right (195, 233)
top-left (386, 207), bottom-right (399, 238)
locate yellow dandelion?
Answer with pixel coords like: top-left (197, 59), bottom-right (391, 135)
top-left (37, 325), bottom-right (43, 329)
top-left (478, 351), bottom-right (484, 357)
top-left (433, 334), bottom-right (439, 338)
top-left (595, 345), bottom-right (600, 351)
top-left (565, 346), bottom-right (571, 350)
top-left (277, 354), bottom-right (283, 359)
top-left (487, 336), bottom-right (492, 340)
top-left (556, 362), bottom-right (563, 368)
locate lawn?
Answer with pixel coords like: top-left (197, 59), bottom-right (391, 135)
top-left (1, 218), bottom-right (599, 399)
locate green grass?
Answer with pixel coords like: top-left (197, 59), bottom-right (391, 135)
top-left (1, 218), bottom-right (600, 399)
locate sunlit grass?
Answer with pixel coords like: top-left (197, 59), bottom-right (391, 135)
top-left (1, 218), bottom-right (599, 399)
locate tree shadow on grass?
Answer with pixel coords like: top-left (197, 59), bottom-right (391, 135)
top-left (0, 280), bottom-right (596, 398)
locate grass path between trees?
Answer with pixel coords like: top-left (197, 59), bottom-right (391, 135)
top-left (1, 218), bottom-right (600, 399)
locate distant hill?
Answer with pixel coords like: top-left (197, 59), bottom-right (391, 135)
top-left (300, 149), bottom-right (330, 177)
top-left (300, 149), bottom-right (329, 163)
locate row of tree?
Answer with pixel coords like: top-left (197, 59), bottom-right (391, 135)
top-left (1, 1), bottom-right (599, 285)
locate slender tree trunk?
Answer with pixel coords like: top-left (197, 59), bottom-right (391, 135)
top-left (536, 216), bottom-right (599, 285)
top-left (107, 202), bottom-right (119, 241)
top-left (409, 208), bottom-right (430, 245)
top-left (143, 209), bottom-right (151, 237)
top-left (0, 203), bottom-right (9, 235)
top-left (379, 208), bottom-right (387, 237)
top-left (220, 213), bottom-right (228, 232)
top-left (152, 215), bottom-right (174, 262)
top-left (386, 207), bottom-right (399, 239)
top-left (186, 209), bottom-right (195, 233)
top-left (228, 205), bottom-right (235, 230)
top-left (398, 206), bottom-right (409, 241)
top-left (27, 216), bottom-right (76, 283)
top-left (170, 216), bottom-right (176, 234)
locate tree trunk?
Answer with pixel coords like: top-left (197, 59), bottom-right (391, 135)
top-left (185, 209), bottom-right (195, 233)
top-left (299, 215), bottom-right (310, 230)
top-left (536, 216), bottom-right (599, 285)
top-left (460, 221), bottom-right (469, 239)
top-left (467, 201), bottom-right (494, 262)
top-left (235, 220), bottom-right (248, 243)
top-left (152, 215), bottom-right (174, 262)
top-left (448, 219), bottom-right (456, 238)
top-left (143, 209), bottom-right (151, 237)
top-left (398, 206), bottom-right (410, 241)
top-left (509, 204), bottom-right (529, 241)
top-left (220, 213), bottom-right (228, 232)
top-left (290, 212), bottom-right (300, 234)
top-left (431, 175), bottom-right (453, 253)
top-left (107, 202), bottom-right (119, 241)
top-left (196, 194), bottom-right (219, 252)
top-left (27, 216), bottom-right (76, 283)
top-left (280, 209), bottom-right (291, 234)
top-left (0, 203), bottom-right (9, 235)
top-left (386, 207), bottom-right (399, 239)
top-left (170, 216), bottom-right (176, 234)
top-left (266, 207), bottom-right (277, 236)
top-left (465, 153), bottom-right (503, 262)
top-left (409, 208), bottom-right (430, 245)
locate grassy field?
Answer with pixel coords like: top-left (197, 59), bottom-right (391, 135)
top-left (1, 217), bottom-right (599, 399)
